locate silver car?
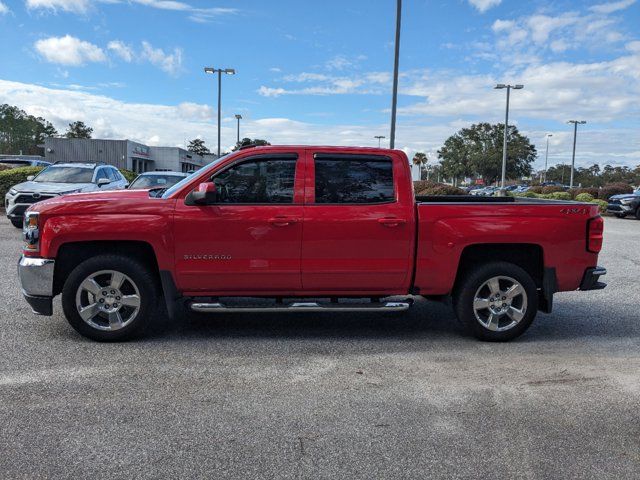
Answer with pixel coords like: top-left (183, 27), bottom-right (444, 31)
top-left (5, 162), bottom-right (128, 228)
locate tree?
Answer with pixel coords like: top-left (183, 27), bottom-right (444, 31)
top-left (187, 138), bottom-right (211, 156)
top-left (0, 104), bottom-right (58, 155)
top-left (65, 121), bottom-right (93, 139)
top-left (438, 123), bottom-right (537, 185)
top-left (231, 137), bottom-right (270, 151)
top-left (412, 152), bottom-right (428, 180)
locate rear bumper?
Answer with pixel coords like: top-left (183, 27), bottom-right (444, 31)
top-left (579, 266), bottom-right (607, 291)
top-left (18, 256), bottom-right (55, 316)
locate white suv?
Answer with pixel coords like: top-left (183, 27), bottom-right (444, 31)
top-left (5, 162), bottom-right (129, 228)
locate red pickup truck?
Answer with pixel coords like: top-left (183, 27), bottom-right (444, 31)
top-left (18, 146), bottom-right (606, 342)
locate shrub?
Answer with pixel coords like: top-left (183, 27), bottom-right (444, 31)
top-left (119, 169), bottom-right (138, 183)
top-left (550, 191), bottom-right (572, 200)
top-left (517, 191), bottom-right (539, 198)
top-left (528, 186), bottom-right (543, 194)
top-left (598, 182), bottom-right (633, 200)
top-left (575, 192), bottom-right (595, 202)
top-left (419, 184), bottom-right (467, 196)
top-left (0, 166), bottom-right (45, 199)
top-left (572, 187), bottom-right (599, 199)
top-left (413, 180), bottom-right (438, 194)
top-left (542, 185), bottom-right (565, 194)
top-left (591, 199), bottom-right (608, 214)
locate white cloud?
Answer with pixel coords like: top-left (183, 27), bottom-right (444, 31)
top-left (0, 1), bottom-right (10, 14)
top-left (589, 0), bottom-right (636, 14)
top-left (260, 70), bottom-right (392, 97)
top-left (468, 0), bottom-right (502, 13)
top-left (34, 35), bottom-right (106, 66)
top-left (0, 79), bottom-right (637, 167)
top-left (141, 41), bottom-right (183, 75)
top-left (107, 40), bottom-right (134, 62)
top-left (26, 0), bottom-right (89, 13)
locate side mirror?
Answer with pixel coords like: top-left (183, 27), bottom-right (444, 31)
top-left (27, 175), bottom-right (35, 181)
top-left (186, 182), bottom-right (217, 205)
top-left (97, 178), bottom-right (111, 187)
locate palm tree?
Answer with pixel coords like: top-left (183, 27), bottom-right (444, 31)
top-left (412, 152), bottom-right (428, 180)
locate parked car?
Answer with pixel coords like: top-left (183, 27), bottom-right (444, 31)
top-left (607, 189), bottom-right (640, 219)
top-left (128, 171), bottom-right (188, 191)
top-left (5, 162), bottom-right (128, 228)
top-left (0, 159), bottom-right (51, 169)
top-left (17, 146), bottom-right (606, 342)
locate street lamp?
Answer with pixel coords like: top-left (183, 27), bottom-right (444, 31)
top-left (389, 0), bottom-right (402, 149)
top-left (543, 134), bottom-right (552, 183)
top-left (234, 114), bottom-right (242, 144)
top-left (374, 135), bottom-right (386, 148)
top-left (567, 120), bottom-right (586, 188)
top-left (494, 83), bottom-right (524, 192)
top-left (204, 67), bottom-right (236, 157)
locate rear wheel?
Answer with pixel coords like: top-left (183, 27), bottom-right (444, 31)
top-left (10, 218), bottom-right (23, 228)
top-left (453, 262), bottom-right (538, 341)
top-left (61, 254), bottom-right (158, 341)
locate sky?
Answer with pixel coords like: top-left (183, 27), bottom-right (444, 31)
top-left (0, 0), bottom-right (639, 172)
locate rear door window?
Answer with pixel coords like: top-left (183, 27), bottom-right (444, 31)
top-left (314, 156), bottom-right (395, 204)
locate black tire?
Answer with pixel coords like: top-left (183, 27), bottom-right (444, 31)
top-left (10, 218), bottom-right (23, 229)
top-left (61, 254), bottom-right (159, 341)
top-left (635, 208), bottom-right (640, 220)
top-left (614, 213), bottom-right (626, 219)
top-left (453, 261), bottom-right (538, 342)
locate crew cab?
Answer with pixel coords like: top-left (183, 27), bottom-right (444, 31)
top-left (17, 146), bottom-right (607, 342)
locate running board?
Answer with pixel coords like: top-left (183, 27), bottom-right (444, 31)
top-left (189, 300), bottom-right (413, 313)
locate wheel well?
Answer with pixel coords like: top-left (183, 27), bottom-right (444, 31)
top-left (53, 241), bottom-right (160, 296)
top-left (455, 244), bottom-right (544, 289)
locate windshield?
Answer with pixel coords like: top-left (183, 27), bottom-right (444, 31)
top-left (34, 166), bottom-right (94, 183)
top-left (130, 174), bottom-right (185, 190)
top-left (161, 154), bottom-right (230, 199)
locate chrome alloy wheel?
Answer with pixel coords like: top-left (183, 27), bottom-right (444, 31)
top-left (473, 275), bottom-right (528, 332)
top-left (75, 270), bottom-right (141, 331)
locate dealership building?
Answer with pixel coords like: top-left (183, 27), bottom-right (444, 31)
top-left (43, 138), bottom-right (217, 173)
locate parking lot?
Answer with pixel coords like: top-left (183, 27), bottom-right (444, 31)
top-left (0, 216), bottom-right (638, 479)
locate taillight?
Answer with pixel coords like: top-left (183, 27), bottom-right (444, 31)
top-left (587, 216), bottom-right (604, 253)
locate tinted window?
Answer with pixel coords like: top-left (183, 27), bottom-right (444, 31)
top-left (213, 159), bottom-right (296, 204)
top-left (34, 166), bottom-right (94, 183)
top-left (95, 168), bottom-right (109, 182)
top-left (314, 158), bottom-right (394, 204)
top-left (106, 168), bottom-right (119, 181)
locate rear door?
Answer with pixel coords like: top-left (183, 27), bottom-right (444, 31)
top-left (173, 152), bottom-right (305, 294)
top-left (301, 150), bottom-right (415, 293)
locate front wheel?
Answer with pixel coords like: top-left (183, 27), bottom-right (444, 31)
top-left (61, 254), bottom-right (159, 341)
top-left (453, 262), bottom-right (538, 341)
top-left (10, 218), bottom-right (23, 228)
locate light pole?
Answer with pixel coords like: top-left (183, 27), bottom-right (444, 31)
top-left (494, 83), bottom-right (524, 192)
top-left (389, 0), bottom-right (402, 149)
top-left (374, 135), bottom-right (386, 148)
top-left (543, 134), bottom-right (552, 183)
top-left (234, 114), bottom-right (242, 144)
top-left (204, 67), bottom-right (236, 157)
top-left (567, 120), bottom-right (586, 188)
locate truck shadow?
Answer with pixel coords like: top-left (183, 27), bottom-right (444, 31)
top-left (142, 296), bottom-right (640, 348)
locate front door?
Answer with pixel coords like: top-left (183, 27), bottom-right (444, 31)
top-left (301, 151), bottom-right (415, 293)
top-left (173, 152), bottom-right (304, 295)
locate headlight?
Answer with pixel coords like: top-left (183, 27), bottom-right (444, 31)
top-left (62, 189), bottom-right (82, 195)
top-left (620, 198), bottom-right (633, 204)
top-left (23, 211), bottom-right (40, 252)
top-left (8, 188), bottom-right (17, 196)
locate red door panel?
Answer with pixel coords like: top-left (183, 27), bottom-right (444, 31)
top-left (300, 149), bottom-right (415, 293)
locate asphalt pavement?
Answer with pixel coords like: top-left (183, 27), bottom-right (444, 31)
top-left (0, 217), bottom-right (639, 479)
